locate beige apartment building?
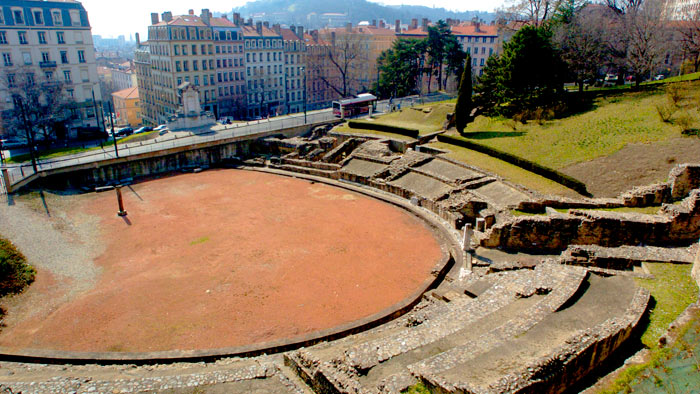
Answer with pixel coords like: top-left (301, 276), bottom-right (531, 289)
top-left (242, 22), bottom-right (284, 118)
top-left (281, 26), bottom-right (306, 114)
top-left (145, 10), bottom-right (217, 125)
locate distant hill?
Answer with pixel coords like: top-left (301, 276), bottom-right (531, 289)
top-left (216, 0), bottom-right (495, 29)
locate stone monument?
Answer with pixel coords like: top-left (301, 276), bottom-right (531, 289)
top-left (166, 82), bottom-right (215, 133)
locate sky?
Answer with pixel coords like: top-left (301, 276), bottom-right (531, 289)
top-left (79, 0), bottom-right (505, 39)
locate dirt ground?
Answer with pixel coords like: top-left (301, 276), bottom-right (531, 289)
top-left (0, 170), bottom-right (443, 353)
top-left (562, 137), bottom-right (700, 198)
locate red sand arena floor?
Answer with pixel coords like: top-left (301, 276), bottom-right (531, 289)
top-left (0, 170), bottom-right (444, 352)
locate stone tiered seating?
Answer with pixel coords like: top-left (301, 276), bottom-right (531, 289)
top-left (285, 263), bottom-right (590, 394)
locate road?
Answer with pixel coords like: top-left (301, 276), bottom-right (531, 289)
top-left (0, 92), bottom-right (454, 189)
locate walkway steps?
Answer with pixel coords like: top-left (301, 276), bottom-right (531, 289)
top-left (416, 275), bottom-right (647, 394)
top-left (285, 263), bottom-right (588, 394)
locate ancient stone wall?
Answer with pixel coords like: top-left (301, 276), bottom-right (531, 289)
top-left (482, 191), bottom-right (700, 252)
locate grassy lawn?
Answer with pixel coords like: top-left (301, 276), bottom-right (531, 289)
top-left (635, 263), bottom-right (698, 348)
top-left (428, 141), bottom-right (583, 198)
top-left (598, 263), bottom-right (698, 394)
top-left (332, 123), bottom-right (417, 141)
top-left (7, 131), bottom-right (159, 164)
top-left (458, 84), bottom-right (697, 170)
top-left (335, 102), bottom-right (455, 140)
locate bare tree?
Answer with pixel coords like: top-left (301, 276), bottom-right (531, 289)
top-left (501, 0), bottom-right (564, 26)
top-left (1, 67), bottom-right (71, 145)
top-left (605, 0), bottom-right (645, 15)
top-left (316, 31), bottom-right (366, 98)
top-left (625, 0), bottom-right (671, 85)
top-left (675, 8), bottom-right (700, 72)
top-left (554, 5), bottom-right (609, 92)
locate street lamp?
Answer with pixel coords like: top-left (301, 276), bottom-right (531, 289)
top-left (105, 101), bottom-right (119, 158)
top-left (301, 66), bottom-right (307, 124)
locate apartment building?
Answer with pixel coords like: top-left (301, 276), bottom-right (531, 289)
top-left (112, 61), bottom-right (137, 90)
top-left (242, 22), bottom-right (284, 118)
top-left (211, 14), bottom-right (246, 118)
top-left (145, 10), bottom-right (217, 125)
top-left (133, 39), bottom-right (155, 124)
top-left (112, 86), bottom-right (141, 127)
top-left (0, 0), bottom-right (102, 135)
top-left (281, 26), bottom-right (306, 114)
top-left (398, 19), bottom-right (499, 77)
top-left (303, 30), bottom-right (338, 110)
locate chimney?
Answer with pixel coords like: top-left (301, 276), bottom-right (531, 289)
top-left (247, 18), bottom-right (253, 26)
top-left (151, 13), bottom-right (159, 25)
top-left (222, 14), bottom-right (228, 20)
top-left (379, 20), bottom-right (385, 28)
top-left (331, 31), bottom-right (336, 45)
top-left (345, 22), bottom-right (352, 32)
top-left (272, 23), bottom-right (281, 34)
top-left (188, 9), bottom-right (194, 15)
top-left (421, 18), bottom-right (429, 32)
top-left (256, 21), bottom-right (263, 34)
top-left (410, 18), bottom-right (418, 29)
top-left (394, 19), bottom-right (400, 33)
top-left (263, 21), bottom-right (269, 28)
top-left (162, 12), bottom-right (173, 22)
top-left (296, 26), bottom-right (304, 39)
top-left (311, 30), bottom-right (318, 41)
top-left (201, 9), bottom-right (211, 25)
top-left (233, 13), bottom-right (241, 25)
top-left (135, 32), bottom-right (141, 47)
top-left (372, 19), bottom-right (376, 27)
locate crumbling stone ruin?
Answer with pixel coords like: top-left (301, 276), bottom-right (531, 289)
top-left (246, 129), bottom-right (700, 394)
top-left (3, 128), bottom-right (698, 394)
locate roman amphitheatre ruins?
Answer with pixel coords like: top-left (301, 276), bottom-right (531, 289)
top-left (0, 109), bottom-right (699, 393)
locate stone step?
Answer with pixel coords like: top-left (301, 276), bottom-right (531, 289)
top-left (416, 274), bottom-right (643, 394)
top-left (286, 263), bottom-right (585, 394)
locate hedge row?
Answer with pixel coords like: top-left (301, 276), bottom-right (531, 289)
top-left (437, 134), bottom-right (591, 197)
top-left (0, 237), bottom-right (36, 297)
top-left (347, 120), bottom-right (420, 139)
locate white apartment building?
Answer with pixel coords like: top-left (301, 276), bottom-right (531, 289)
top-left (242, 22), bottom-right (284, 118)
top-left (0, 0), bottom-right (102, 136)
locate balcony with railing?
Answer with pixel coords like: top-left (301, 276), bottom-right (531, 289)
top-left (39, 61), bottom-right (57, 69)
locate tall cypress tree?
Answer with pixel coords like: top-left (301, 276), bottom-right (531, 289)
top-left (455, 54), bottom-right (473, 134)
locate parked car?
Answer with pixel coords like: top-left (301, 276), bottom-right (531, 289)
top-left (115, 127), bottom-right (134, 137)
top-left (153, 124), bottom-right (168, 131)
top-left (0, 138), bottom-right (28, 149)
top-left (654, 74), bottom-right (665, 81)
top-left (133, 126), bottom-right (153, 134)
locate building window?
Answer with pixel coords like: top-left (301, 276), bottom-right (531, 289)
top-left (182, 45), bottom-right (187, 55)
top-left (34, 10), bottom-right (44, 25)
top-left (57, 31), bottom-right (65, 44)
top-left (0, 32), bottom-right (6, 44)
top-left (22, 52), bottom-right (31, 65)
top-left (60, 51), bottom-right (68, 63)
top-left (45, 71), bottom-right (52, 79)
top-left (42, 52), bottom-right (50, 62)
top-left (52, 11), bottom-right (62, 25)
top-left (18, 31), bottom-right (27, 45)
top-left (38, 31), bottom-right (47, 44)
top-left (77, 50), bottom-right (85, 63)
top-left (194, 76), bottom-right (199, 86)
top-left (193, 60), bottom-right (198, 71)
top-left (174, 45), bottom-right (179, 55)
top-left (7, 74), bottom-right (15, 87)
top-left (13, 10), bottom-right (24, 25)
top-left (192, 44), bottom-right (197, 55)
top-left (63, 70), bottom-right (72, 83)
top-left (480, 58), bottom-right (485, 66)
top-left (2, 53), bottom-right (12, 66)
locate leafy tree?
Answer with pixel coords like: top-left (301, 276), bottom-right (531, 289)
top-left (376, 38), bottom-right (425, 98)
top-left (474, 25), bottom-right (566, 116)
top-left (443, 37), bottom-right (467, 91)
top-left (425, 20), bottom-right (451, 93)
top-left (455, 54), bottom-right (473, 133)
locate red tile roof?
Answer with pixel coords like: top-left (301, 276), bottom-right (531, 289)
top-left (280, 28), bottom-right (302, 41)
top-left (154, 15), bottom-right (208, 27)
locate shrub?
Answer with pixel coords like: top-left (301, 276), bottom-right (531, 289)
top-left (675, 111), bottom-right (696, 134)
top-left (0, 237), bottom-right (36, 297)
top-left (665, 83), bottom-right (688, 107)
top-left (656, 103), bottom-right (677, 123)
top-left (347, 120), bottom-right (419, 138)
top-left (436, 134), bottom-right (591, 196)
